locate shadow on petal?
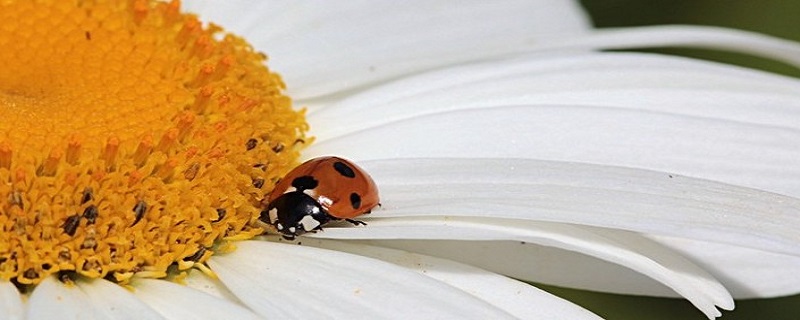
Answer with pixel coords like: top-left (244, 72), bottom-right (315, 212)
top-left (208, 240), bottom-right (517, 319)
top-left (294, 237), bottom-right (603, 320)
top-left (132, 278), bottom-right (262, 320)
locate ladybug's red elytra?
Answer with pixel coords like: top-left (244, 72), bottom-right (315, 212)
top-left (261, 156), bottom-right (380, 240)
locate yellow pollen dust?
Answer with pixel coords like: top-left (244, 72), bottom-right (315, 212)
top-left (0, 0), bottom-right (308, 286)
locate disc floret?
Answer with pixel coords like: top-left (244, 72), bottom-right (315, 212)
top-left (0, 0), bottom-right (308, 286)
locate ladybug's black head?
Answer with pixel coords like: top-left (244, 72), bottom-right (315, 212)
top-left (261, 190), bottom-right (331, 240)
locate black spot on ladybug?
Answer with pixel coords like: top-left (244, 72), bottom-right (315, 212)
top-left (333, 161), bottom-right (356, 178)
top-left (291, 176), bottom-right (318, 191)
top-left (245, 138), bottom-right (258, 151)
top-left (83, 205), bottom-right (99, 224)
top-left (62, 215), bottom-right (82, 236)
top-left (271, 143), bottom-right (285, 153)
top-left (132, 200), bottom-right (147, 226)
top-left (350, 192), bottom-right (362, 209)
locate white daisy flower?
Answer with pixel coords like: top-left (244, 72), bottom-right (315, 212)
top-left (2, 1), bottom-right (798, 319)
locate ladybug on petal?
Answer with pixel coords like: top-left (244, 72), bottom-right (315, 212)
top-left (261, 156), bottom-right (379, 240)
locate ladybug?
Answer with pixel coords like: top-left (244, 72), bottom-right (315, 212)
top-left (261, 156), bottom-right (379, 240)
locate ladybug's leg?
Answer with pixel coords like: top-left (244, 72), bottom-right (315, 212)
top-left (281, 233), bottom-right (296, 241)
top-left (302, 227), bottom-right (321, 234)
top-left (345, 219), bottom-right (367, 226)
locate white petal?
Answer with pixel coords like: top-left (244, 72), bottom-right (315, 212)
top-left (208, 240), bottom-right (516, 319)
top-left (133, 278), bottom-right (262, 320)
top-left (309, 217), bottom-right (732, 319)
top-left (0, 281), bottom-right (23, 320)
top-left (27, 276), bottom-right (93, 320)
top-left (183, 0), bottom-right (591, 99)
top-left (350, 158), bottom-right (800, 257)
top-left (358, 236), bottom-right (800, 299)
top-left (549, 25), bottom-right (800, 67)
top-left (75, 278), bottom-right (165, 320)
top-left (294, 237), bottom-right (602, 320)
top-left (304, 51), bottom-right (800, 196)
top-left (647, 235), bottom-right (800, 299)
top-left (307, 52), bottom-right (800, 141)
top-left (308, 102), bottom-right (800, 198)
top-left (363, 239), bottom-right (680, 295)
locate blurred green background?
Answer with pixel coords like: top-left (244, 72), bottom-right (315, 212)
top-left (535, 1), bottom-right (800, 319)
top-left (582, 0), bottom-right (800, 78)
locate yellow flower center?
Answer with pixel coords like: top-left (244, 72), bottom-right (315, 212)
top-left (0, 0), bottom-right (308, 287)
